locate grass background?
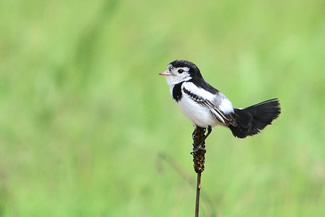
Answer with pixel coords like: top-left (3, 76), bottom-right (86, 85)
top-left (0, 0), bottom-right (325, 216)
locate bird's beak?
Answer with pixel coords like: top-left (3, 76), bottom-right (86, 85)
top-left (159, 70), bottom-right (171, 76)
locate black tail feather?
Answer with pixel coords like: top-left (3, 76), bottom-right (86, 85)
top-left (229, 98), bottom-right (281, 138)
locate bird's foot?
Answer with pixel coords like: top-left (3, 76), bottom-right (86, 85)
top-left (191, 145), bottom-right (206, 155)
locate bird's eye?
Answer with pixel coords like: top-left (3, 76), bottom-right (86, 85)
top-left (178, 69), bottom-right (184, 74)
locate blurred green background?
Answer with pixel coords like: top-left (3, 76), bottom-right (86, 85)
top-left (0, 0), bottom-right (325, 216)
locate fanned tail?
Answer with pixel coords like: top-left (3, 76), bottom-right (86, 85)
top-left (229, 98), bottom-right (281, 138)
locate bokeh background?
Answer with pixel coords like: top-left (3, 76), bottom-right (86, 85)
top-left (0, 0), bottom-right (325, 216)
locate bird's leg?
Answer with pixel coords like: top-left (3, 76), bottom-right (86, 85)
top-left (198, 125), bottom-right (212, 148)
top-left (191, 126), bottom-right (211, 154)
top-left (203, 126), bottom-right (212, 142)
top-left (192, 126), bottom-right (197, 140)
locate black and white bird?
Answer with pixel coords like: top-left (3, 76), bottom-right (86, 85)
top-left (159, 60), bottom-right (281, 140)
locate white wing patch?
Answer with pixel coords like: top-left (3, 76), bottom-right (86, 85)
top-left (183, 82), bottom-right (234, 114)
top-left (182, 82), bottom-right (235, 125)
top-left (216, 92), bottom-right (234, 114)
top-left (182, 82), bottom-right (215, 101)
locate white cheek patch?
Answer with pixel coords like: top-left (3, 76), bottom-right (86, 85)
top-left (165, 70), bottom-right (191, 86)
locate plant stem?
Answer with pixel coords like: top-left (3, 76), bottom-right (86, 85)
top-left (195, 172), bottom-right (202, 217)
top-left (192, 127), bottom-right (207, 217)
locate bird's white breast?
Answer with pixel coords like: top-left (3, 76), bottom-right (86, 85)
top-left (177, 93), bottom-right (219, 128)
top-left (169, 81), bottom-right (234, 128)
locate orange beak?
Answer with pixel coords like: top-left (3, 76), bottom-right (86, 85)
top-left (159, 71), bottom-right (171, 76)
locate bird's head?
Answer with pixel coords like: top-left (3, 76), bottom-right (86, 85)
top-left (159, 60), bottom-right (203, 85)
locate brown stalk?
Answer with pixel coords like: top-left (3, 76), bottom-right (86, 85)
top-left (192, 127), bottom-right (207, 217)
